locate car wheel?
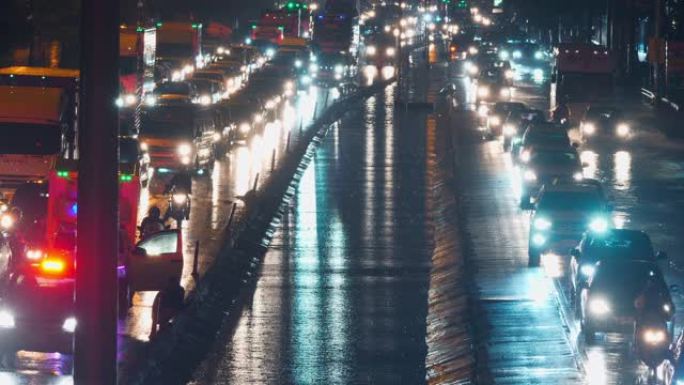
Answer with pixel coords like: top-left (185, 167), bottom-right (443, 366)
top-left (528, 248), bottom-right (541, 267)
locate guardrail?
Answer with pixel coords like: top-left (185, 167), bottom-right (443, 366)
top-left (640, 87), bottom-right (682, 111)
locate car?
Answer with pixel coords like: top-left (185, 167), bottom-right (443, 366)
top-left (570, 229), bottom-right (667, 304)
top-left (119, 136), bottom-right (151, 188)
top-left (528, 182), bottom-right (611, 265)
top-left (485, 102), bottom-right (527, 138)
top-left (518, 147), bottom-right (583, 208)
top-left (515, 122), bottom-right (571, 163)
top-left (145, 81), bottom-right (198, 107)
top-left (475, 70), bottom-right (513, 104)
top-left (580, 260), bottom-right (674, 342)
top-left (0, 250), bottom-right (76, 362)
top-left (579, 105), bottom-right (632, 141)
top-left (502, 108), bottom-right (545, 151)
top-left (188, 78), bottom-right (223, 105)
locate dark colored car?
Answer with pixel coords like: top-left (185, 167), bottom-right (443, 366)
top-left (580, 260), bottom-right (674, 342)
top-left (519, 148), bottom-right (583, 208)
top-left (579, 106), bottom-right (631, 140)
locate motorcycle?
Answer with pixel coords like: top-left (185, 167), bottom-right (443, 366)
top-left (167, 188), bottom-right (191, 227)
top-left (635, 312), bottom-right (674, 383)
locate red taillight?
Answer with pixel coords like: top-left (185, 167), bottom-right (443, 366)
top-left (40, 258), bottom-right (66, 274)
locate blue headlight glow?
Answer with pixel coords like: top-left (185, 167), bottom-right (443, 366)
top-left (589, 217), bottom-right (609, 233)
top-left (533, 217), bottom-right (552, 231)
top-left (532, 233), bottom-right (546, 246)
top-left (580, 264), bottom-right (596, 277)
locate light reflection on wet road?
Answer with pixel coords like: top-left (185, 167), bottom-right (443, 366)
top-left (191, 82), bottom-right (435, 384)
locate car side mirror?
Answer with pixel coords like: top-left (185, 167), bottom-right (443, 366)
top-left (656, 251), bottom-right (668, 260)
top-left (132, 246), bottom-right (147, 257)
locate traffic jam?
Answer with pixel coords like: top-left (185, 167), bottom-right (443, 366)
top-left (0, 0), bottom-right (407, 378)
top-left (449, 4), bottom-right (684, 384)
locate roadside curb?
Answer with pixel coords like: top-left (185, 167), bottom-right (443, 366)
top-left (125, 80), bottom-right (393, 385)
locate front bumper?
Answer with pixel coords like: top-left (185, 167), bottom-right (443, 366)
top-left (0, 325), bottom-right (73, 354)
top-left (585, 314), bottom-right (635, 334)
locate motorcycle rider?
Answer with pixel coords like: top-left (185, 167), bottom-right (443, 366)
top-left (139, 206), bottom-right (166, 239)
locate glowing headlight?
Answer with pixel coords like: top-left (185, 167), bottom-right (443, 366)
top-left (266, 48), bottom-right (275, 58)
top-left (0, 214), bottom-right (14, 230)
top-left (254, 114), bottom-right (264, 124)
top-left (140, 142), bottom-right (149, 151)
top-left (616, 123), bottom-right (630, 137)
top-left (62, 317), bottom-right (77, 333)
top-left (500, 88), bottom-right (511, 98)
top-left (366, 45), bottom-right (377, 56)
top-left (124, 94), bottom-right (137, 106)
top-left (504, 70), bottom-right (514, 79)
top-left (468, 46), bottom-right (478, 55)
top-left (173, 194), bottom-right (188, 204)
top-left (212, 132), bottom-right (222, 142)
top-left (216, 46), bottom-right (225, 55)
top-left (386, 47), bottom-right (396, 57)
top-left (532, 233), bottom-right (546, 246)
top-left (589, 217), bottom-right (609, 233)
top-left (477, 105), bottom-right (489, 118)
top-left (489, 116), bottom-right (501, 126)
top-left (523, 169), bottom-right (537, 181)
top-left (301, 75), bottom-right (312, 85)
top-left (533, 217), bottom-right (552, 230)
top-left (573, 172), bottom-right (584, 181)
top-left (183, 64), bottom-right (194, 74)
top-left (26, 249), bottom-right (44, 261)
top-left (580, 264), bottom-right (596, 277)
top-left (512, 50), bottom-right (522, 59)
top-left (520, 150), bottom-right (531, 163)
top-left (503, 124), bottom-right (517, 136)
top-left (0, 310), bottom-right (15, 328)
top-left (535, 51), bottom-right (544, 60)
top-left (468, 64), bottom-right (479, 75)
top-left (499, 50), bottom-right (510, 60)
top-left (334, 64), bottom-right (344, 74)
top-left (239, 122), bottom-right (251, 134)
top-left (309, 63), bottom-right (319, 72)
top-left (664, 303), bottom-right (672, 313)
top-left (477, 86), bottom-right (490, 98)
top-left (582, 122), bottom-right (596, 135)
top-left (589, 298), bottom-right (611, 316)
top-left (177, 144), bottom-right (192, 156)
top-left (144, 95), bottom-right (157, 107)
top-left (199, 95), bottom-right (212, 106)
top-left (295, 59), bottom-right (303, 68)
top-left (642, 328), bottom-right (667, 345)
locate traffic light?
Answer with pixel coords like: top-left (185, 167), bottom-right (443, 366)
top-left (457, 0), bottom-right (468, 8)
top-left (285, 1), bottom-right (307, 10)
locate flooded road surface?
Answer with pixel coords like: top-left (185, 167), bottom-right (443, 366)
top-left (191, 81), bottom-right (436, 384)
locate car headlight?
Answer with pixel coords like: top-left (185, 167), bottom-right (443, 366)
top-left (309, 63), bottom-right (318, 72)
top-left (199, 95), bottom-right (212, 106)
top-left (531, 233), bottom-right (546, 246)
top-left (144, 95), bottom-right (157, 107)
top-left (589, 298), bottom-right (611, 316)
top-left (664, 303), bottom-right (673, 314)
top-left (504, 70), bottom-right (514, 79)
top-left (512, 50), bottom-right (522, 59)
top-left (177, 143), bottom-right (192, 156)
top-left (366, 45), bottom-right (377, 56)
top-left (477, 105), bottom-right (489, 117)
top-left (503, 124), bottom-right (517, 136)
top-left (582, 122), bottom-right (596, 135)
top-left (0, 310), bottom-right (14, 328)
top-left (239, 122), bottom-right (251, 134)
top-left (500, 88), bottom-right (511, 98)
top-left (523, 169), bottom-right (537, 181)
top-left (533, 217), bottom-right (552, 230)
top-left (334, 64), bottom-right (344, 74)
top-left (580, 264), bottom-right (596, 277)
top-left (573, 172), bottom-right (584, 181)
top-left (642, 328), bottom-right (667, 345)
top-left (295, 59), bottom-right (303, 68)
top-left (616, 123), bottom-right (630, 137)
top-left (477, 86), bottom-right (490, 97)
top-left (520, 150), bottom-right (531, 163)
top-left (489, 116), bottom-right (501, 126)
top-left (589, 217), bottom-right (609, 233)
top-left (499, 50), bottom-right (510, 60)
top-left (535, 51), bottom-right (544, 60)
top-left (173, 193), bottom-right (188, 204)
top-left (468, 64), bottom-right (479, 75)
top-left (301, 75), bottom-right (312, 85)
top-left (386, 47), bottom-right (396, 57)
top-left (140, 142), bottom-right (149, 151)
top-left (26, 248), bottom-right (44, 260)
top-left (0, 214), bottom-right (14, 230)
top-left (62, 317), bottom-right (77, 333)
top-left (468, 46), bottom-right (478, 55)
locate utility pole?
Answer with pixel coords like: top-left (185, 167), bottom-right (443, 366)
top-left (654, 0), bottom-right (663, 97)
top-left (74, 0), bottom-right (119, 383)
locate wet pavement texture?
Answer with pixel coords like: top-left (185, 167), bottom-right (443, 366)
top-left (190, 74), bottom-right (438, 383)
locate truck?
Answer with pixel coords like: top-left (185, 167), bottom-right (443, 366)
top-left (119, 25), bottom-right (156, 105)
top-left (550, 44), bottom-right (615, 125)
top-left (155, 21), bottom-right (203, 80)
top-left (0, 67), bottom-right (79, 192)
top-left (251, 11), bottom-right (287, 44)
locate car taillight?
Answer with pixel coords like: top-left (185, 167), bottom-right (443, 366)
top-left (40, 258), bottom-right (67, 275)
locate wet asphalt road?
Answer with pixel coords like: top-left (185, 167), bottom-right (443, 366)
top-left (191, 79), bottom-right (435, 384)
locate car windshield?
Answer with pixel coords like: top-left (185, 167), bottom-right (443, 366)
top-left (156, 82), bottom-right (191, 96)
top-left (530, 151), bottom-right (577, 166)
top-left (588, 232), bottom-right (654, 258)
top-left (119, 139), bottom-right (139, 164)
top-left (0, 123), bottom-right (61, 155)
top-left (537, 191), bottom-right (603, 211)
top-left (190, 79), bottom-right (214, 94)
top-left (141, 107), bottom-right (194, 138)
top-left (494, 103), bottom-right (525, 114)
top-left (526, 132), bottom-right (569, 147)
